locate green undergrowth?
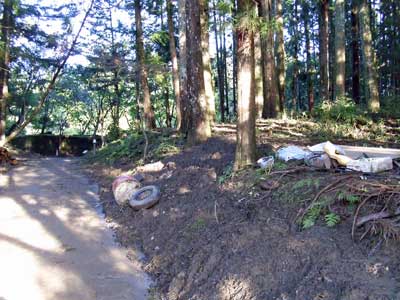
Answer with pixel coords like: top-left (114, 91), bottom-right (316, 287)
top-left (310, 97), bottom-right (399, 143)
top-left (84, 131), bottom-right (184, 166)
top-left (247, 166), bottom-right (360, 230)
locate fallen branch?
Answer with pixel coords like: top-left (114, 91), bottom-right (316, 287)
top-left (269, 167), bottom-right (311, 176)
top-left (352, 193), bottom-right (383, 239)
top-left (356, 207), bottom-right (400, 227)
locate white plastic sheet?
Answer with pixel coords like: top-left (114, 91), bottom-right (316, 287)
top-left (276, 146), bottom-right (310, 162)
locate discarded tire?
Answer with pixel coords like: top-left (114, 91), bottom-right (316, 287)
top-left (112, 175), bottom-right (141, 206)
top-left (129, 185), bottom-right (160, 210)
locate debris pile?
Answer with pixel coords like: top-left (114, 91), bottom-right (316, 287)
top-left (257, 142), bottom-right (400, 241)
top-left (0, 147), bottom-right (18, 166)
top-left (271, 141), bottom-right (400, 173)
top-left (113, 161), bottom-right (164, 209)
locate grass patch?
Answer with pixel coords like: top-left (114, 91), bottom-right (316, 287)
top-left (84, 131), bottom-right (184, 165)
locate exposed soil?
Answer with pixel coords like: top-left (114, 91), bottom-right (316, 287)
top-left (87, 130), bottom-right (400, 300)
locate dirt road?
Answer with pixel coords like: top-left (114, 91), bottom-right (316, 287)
top-left (0, 157), bottom-right (150, 300)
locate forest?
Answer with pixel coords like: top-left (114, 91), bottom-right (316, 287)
top-left (0, 0), bottom-right (399, 169)
top-left (1, 1), bottom-right (400, 299)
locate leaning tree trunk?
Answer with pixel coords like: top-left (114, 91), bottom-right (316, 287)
top-left (200, 0), bottom-right (216, 123)
top-left (0, 0), bottom-right (12, 146)
top-left (167, 0), bottom-right (181, 129)
top-left (260, 0), bottom-right (279, 118)
top-left (135, 0), bottom-right (156, 129)
top-left (319, 0), bottom-right (330, 102)
top-left (234, 0), bottom-right (256, 171)
top-left (334, 0), bottom-right (346, 100)
top-left (3, 0), bottom-right (95, 146)
top-left (275, 0), bottom-right (285, 111)
top-left (359, 0), bottom-right (380, 112)
top-left (186, 0), bottom-right (211, 144)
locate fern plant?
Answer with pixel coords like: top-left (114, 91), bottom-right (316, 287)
top-left (338, 191), bottom-right (360, 204)
top-left (325, 213), bottom-right (341, 227)
top-left (302, 205), bottom-right (321, 229)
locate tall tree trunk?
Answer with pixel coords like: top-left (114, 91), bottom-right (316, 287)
top-left (178, 0), bottom-right (189, 133)
top-left (392, 2), bottom-right (400, 95)
top-left (334, 0), bottom-right (346, 99)
top-left (186, 0), bottom-right (211, 144)
top-left (359, 0), bottom-right (380, 112)
top-left (167, 0), bottom-right (182, 129)
top-left (234, 0), bottom-right (256, 171)
top-left (112, 70), bottom-right (122, 136)
top-left (135, 0), bottom-right (156, 129)
top-left (0, 0), bottom-right (12, 145)
top-left (304, 0), bottom-right (314, 112)
top-left (275, 0), bottom-right (285, 111)
top-left (292, 0), bottom-right (299, 110)
top-left (232, 31), bottom-right (238, 115)
top-left (212, 0), bottom-right (225, 122)
top-left (254, 30), bottom-right (264, 118)
top-left (200, 0), bottom-right (216, 123)
top-left (164, 78), bottom-right (172, 127)
top-left (232, 1), bottom-right (238, 116)
top-left (260, 0), bottom-right (279, 118)
top-left (351, 0), bottom-right (361, 104)
top-left (319, 0), bottom-right (329, 101)
top-left (222, 14), bottom-right (230, 119)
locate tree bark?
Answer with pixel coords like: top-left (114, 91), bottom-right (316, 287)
top-left (186, 0), bottom-right (211, 144)
top-left (275, 0), bottom-right (285, 111)
top-left (135, 0), bottom-right (156, 129)
top-left (232, 0), bottom-right (238, 116)
top-left (334, 0), bottom-right (346, 100)
top-left (351, 0), bottom-right (361, 104)
top-left (254, 30), bottom-right (264, 118)
top-left (260, 0), bottom-right (279, 118)
top-left (0, 0), bottom-right (12, 145)
top-left (212, 0), bottom-right (225, 122)
top-left (164, 77), bottom-right (171, 127)
top-left (319, 0), bottom-right (330, 101)
top-left (222, 14), bottom-right (230, 119)
top-left (292, 0), bottom-right (299, 110)
top-left (392, 2), bottom-right (400, 95)
top-left (304, 0), bottom-right (314, 112)
top-left (178, 0), bottom-right (189, 133)
top-left (167, 0), bottom-right (182, 129)
top-left (234, 0), bottom-right (256, 171)
top-left (200, 0), bottom-right (216, 123)
top-left (359, 0), bottom-right (380, 112)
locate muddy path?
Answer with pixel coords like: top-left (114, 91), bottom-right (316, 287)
top-left (0, 157), bottom-right (150, 300)
top-left (91, 136), bottom-right (400, 300)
